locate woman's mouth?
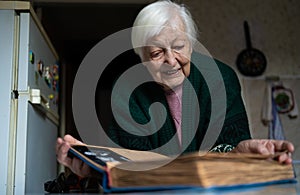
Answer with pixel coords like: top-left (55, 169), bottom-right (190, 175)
top-left (164, 68), bottom-right (181, 76)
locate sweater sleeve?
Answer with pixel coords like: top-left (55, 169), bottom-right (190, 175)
top-left (213, 61), bottom-right (252, 148)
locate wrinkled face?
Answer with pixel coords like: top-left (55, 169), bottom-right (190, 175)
top-left (141, 20), bottom-right (192, 90)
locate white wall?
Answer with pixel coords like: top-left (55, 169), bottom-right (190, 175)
top-left (184, 0), bottom-right (300, 159)
top-left (184, 0), bottom-right (300, 74)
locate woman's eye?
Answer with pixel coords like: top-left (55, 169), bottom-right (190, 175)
top-left (173, 45), bottom-right (184, 52)
top-left (150, 50), bottom-right (164, 60)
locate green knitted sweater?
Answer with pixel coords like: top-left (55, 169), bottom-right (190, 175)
top-left (107, 52), bottom-right (251, 155)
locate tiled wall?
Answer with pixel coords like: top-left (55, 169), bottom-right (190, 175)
top-left (184, 0), bottom-right (300, 159)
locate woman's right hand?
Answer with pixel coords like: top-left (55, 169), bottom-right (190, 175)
top-left (56, 134), bottom-right (92, 177)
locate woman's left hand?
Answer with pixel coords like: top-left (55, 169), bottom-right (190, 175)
top-left (231, 139), bottom-right (294, 164)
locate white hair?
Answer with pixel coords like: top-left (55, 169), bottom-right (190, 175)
top-left (131, 0), bottom-right (198, 58)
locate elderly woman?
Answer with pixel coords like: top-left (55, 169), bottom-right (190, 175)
top-left (56, 0), bottom-right (294, 177)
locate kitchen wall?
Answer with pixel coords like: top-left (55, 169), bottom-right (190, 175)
top-left (183, 0), bottom-right (300, 159)
top-left (39, 0), bottom-right (299, 158)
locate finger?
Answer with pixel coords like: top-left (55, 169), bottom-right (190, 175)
top-left (64, 134), bottom-right (84, 145)
top-left (285, 153), bottom-right (293, 164)
top-left (55, 137), bottom-right (64, 154)
top-left (277, 153), bottom-right (293, 164)
top-left (270, 140), bottom-right (294, 153)
top-left (56, 141), bottom-right (71, 165)
top-left (283, 142), bottom-right (294, 153)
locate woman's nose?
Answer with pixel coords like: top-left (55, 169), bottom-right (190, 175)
top-left (164, 49), bottom-right (177, 67)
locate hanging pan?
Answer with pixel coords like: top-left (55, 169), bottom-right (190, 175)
top-left (236, 21), bottom-right (267, 76)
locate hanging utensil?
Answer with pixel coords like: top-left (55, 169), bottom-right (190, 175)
top-left (236, 21), bottom-right (267, 76)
